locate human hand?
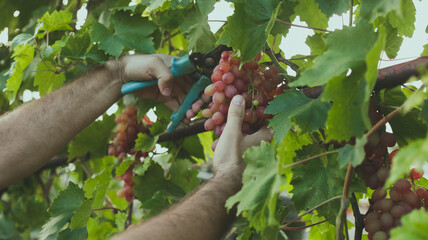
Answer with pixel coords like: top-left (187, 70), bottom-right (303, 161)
top-left (117, 54), bottom-right (195, 111)
top-left (212, 95), bottom-right (273, 179)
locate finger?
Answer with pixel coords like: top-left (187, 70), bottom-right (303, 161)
top-left (242, 126), bottom-right (273, 149)
top-left (148, 56), bottom-right (174, 96)
top-left (223, 95), bottom-right (245, 133)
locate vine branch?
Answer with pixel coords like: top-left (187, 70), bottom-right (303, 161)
top-left (282, 150), bottom-right (339, 169)
top-left (275, 19), bottom-right (331, 32)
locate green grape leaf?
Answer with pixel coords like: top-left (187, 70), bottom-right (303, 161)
top-left (133, 163), bottom-right (184, 216)
top-left (40, 10), bottom-right (73, 32)
top-left (68, 114), bottom-right (115, 160)
top-left (90, 10), bottom-right (156, 58)
top-left (62, 31), bottom-right (91, 60)
top-left (422, 44), bottom-right (428, 56)
top-left (379, 87), bottom-right (427, 146)
top-left (387, 0), bottom-right (416, 38)
top-left (69, 199), bottom-right (93, 230)
top-left (134, 158), bottom-right (152, 176)
top-left (169, 159), bottom-right (201, 192)
top-left (34, 62), bottom-right (66, 95)
top-left (302, 212), bottom-right (336, 240)
top-left (226, 142), bottom-right (286, 233)
top-left (196, 0), bottom-right (216, 18)
top-left (90, 22), bottom-right (123, 58)
top-left (116, 159), bottom-right (134, 176)
top-left (57, 227), bottom-right (88, 240)
top-left (385, 138), bottom-right (428, 187)
top-left (338, 136), bottom-right (367, 168)
top-left (115, 212), bottom-right (128, 231)
top-left (294, 0), bottom-right (328, 31)
top-left (291, 145), bottom-right (365, 223)
top-left (359, 0), bottom-right (401, 21)
top-left (217, 0), bottom-right (280, 62)
top-left (270, 1), bottom-right (297, 37)
top-left (182, 135), bottom-right (205, 160)
top-left (265, 90), bottom-right (330, 144)
top-left (390, 209), bottom-right (428, 240)
top-left (385, 23), bottom-right (404, 59)
top-left (135, 133), bottom-right (158, 153)
top-left (322, 72), bottom-right (369, 141)
top-left (40, 182), bottom-right (84, 240)
top-left (179, 7), bottom-right (216, 52)
top-left (83, 166), bottom-right (113, 208)
top-left (314, 0), bottom-right (349, 17)
top-left (306, 33), bottom-right (327, 56)
top-left (109, 10), bottom-right (157, 54)
top-left (6, 44), bottom-right (35, 99)
top-left (289, 20), bottom-right (378, 88)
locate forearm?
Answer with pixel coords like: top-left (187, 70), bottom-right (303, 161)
top-left (113, 174), bottom-right (242, 240)
top-left (0, 63), bottom-right (122, 189)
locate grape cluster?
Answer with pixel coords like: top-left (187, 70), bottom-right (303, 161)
top-left (108, 106), bottom-right (152, 202)
top-left (355, 97), bottom-right (427, 240)
top-left (197, 51), bottom-right (285, 150)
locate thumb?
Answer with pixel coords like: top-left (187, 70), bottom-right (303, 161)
top-left (223, 95), bottom-right (245, 133)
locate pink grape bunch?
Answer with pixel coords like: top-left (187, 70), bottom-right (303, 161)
top-left (192, 51), bottom-right (285, 150)
top-left (354, 97), bottom-right (428, 240)
top-left (108, 106), bottom-right (152, 202)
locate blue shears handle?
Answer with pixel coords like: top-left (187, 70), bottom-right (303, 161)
top-left (121, 55), bottom-right (196, 95)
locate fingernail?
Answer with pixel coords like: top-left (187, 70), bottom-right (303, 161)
top-left (162, 87), bottom-right (171, 96)
top-left (232, 95), bottom-right (244, 106)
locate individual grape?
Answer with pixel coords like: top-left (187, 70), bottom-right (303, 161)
top-left (222, 72), bottom-right (235, 84)
top-left (233, 78), bottom-right (247, 93)
top-left (376, 168), bottom-right (389, 182)
top-left (224, 85), bottom-right (238, 99)
top-left (365, 219), bottom-right (382, 233)
top-left (397, 201), bottom-right (412, 213)
top-left (389, 189), bottom-right (402, 202)
top-left (204, 118), bottom-right (215, 130)
top-left (380, 212), bottom-right (393, 229)
top-left (241, 122), bottom-right (250, 134)
top-left (210, 103), bottom-right (221, 113)
top-left (212, 112), bottom-right (225, 125)
top-left (380, 132), bottom-right (396, 147)
top-left (214, 81), bottom-right (226, 92)
top-left (373, 231), bottom-right (388, 240)
top-left (253, 94), bottom-right (266, 106)
top-left (186, 109), bottom-right (196, 119)
top-left (394, 179), bottom-right (411, 193)
top-left (229, 57), bottom-right (241, 66)
top-left (204, 84), bottom-right (215, 97)
top-left (415, 188), bottom-right (425, 198)
top-left (231, 64), bottom-right (242, 78)
top-left (244, 110), bottom-right (253, 122)
top-left (379, 198), bottom-right (394, 212)
top-left (219, 61), bottom-right (231, 73)
top-left (367, 132), bottom-right (381, 146)
top-left (201, 93), bottom-right (211, 103)
top-left (192, 99), bottom-right (204, 113)
top-left (211, 70), bottom-right (223, 82)
top-left (221, 50), bottom-right (230, 60)
top-left (214, 124), bottom-right (223, 137)
top-left (402, 191), bottom-right (420, 208)
top-left (219, 103), bottom-right (229, 115)
top-left (201, 108), bottom-right (213, 118)
top-left (390, 205), bottom-right (405, 219)
top-left (366, 174), bottom-right (381, 190)
top-left (372, 188), bottom-right (387, 202)
top-left (262, 80), bottom-right (276, 92)
top-left (272, 75), bottom-right (283, 85)
top-left (256, 106), bottom-right (269, 120)
top-left (365, 211), bottom-right (380, 225)
top-left (213, 92), bottom-right (226, 104)
top-left (393, 218), bottom-right (401, 227)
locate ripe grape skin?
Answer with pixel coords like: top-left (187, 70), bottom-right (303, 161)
top-left (212, 112), bottom-right (225, 125)
top-left (371, 188), bottom-right (387, 202)
top-left (204, 118), bottom-right (215, 130)
top-left (213, 92), bottom-right (226, 104)
top-left (380, 212), bottom-right (393, 229)
top-left (224, 85), bottom-right (238, 99)
top-left (222, 72), bottom-right (235, 84)
top-left (373, 231), bottom-right (387, 240)
top-left (390, 205), bottom-right (404, 219)
top-left (214, 81), bottom-right (226, 92)
top-left (204, 84), bottom-right (215, 97)
top-left (365, 219), bottom-right (382, 233)
top-left (201, 108), bottom-right (213, 118)
top-left (211, 70), bottom-right (223, 82)
top-left (394, 179), bottom-right (411, 193)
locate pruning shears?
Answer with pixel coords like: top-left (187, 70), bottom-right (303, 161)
top-left (121, 45), bottom-right (232, 132)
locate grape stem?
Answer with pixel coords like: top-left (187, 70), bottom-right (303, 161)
top-left (351, 193), bottom-right (364, 240)
top-left (281, 195), bottom-right (341, 228)
top-left (92, 207), bottom-right (125, 213)
top-left (275, 19), bottom-right (331, 32)
top-left (282, 150), bottom-right (339, 169)
top-left (282, 220), bottom-right (326, 231)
